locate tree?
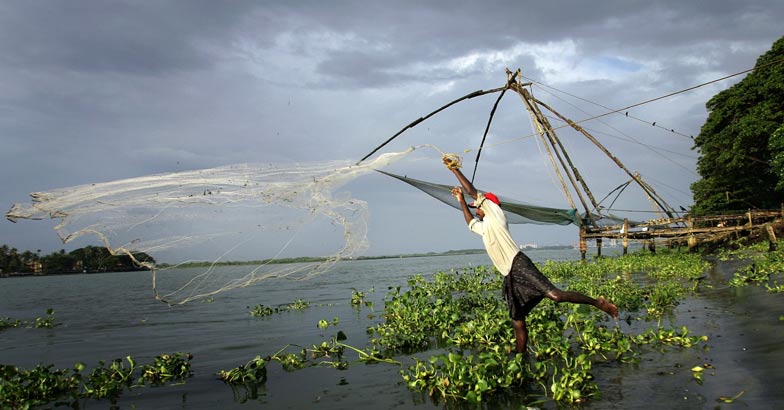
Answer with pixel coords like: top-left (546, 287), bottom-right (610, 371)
top-left (1, 244), bottom-right (154, 274)
top-left (691, 36), bottom-right (784, 215)
top-left (0, 245), bottom-right (8, 272)
top-left (770, 124), bottom-right (784, 192)
top-left (7, 247), bottom-right (20, 272)
top-left (41, 251), bottom-right (75, 274)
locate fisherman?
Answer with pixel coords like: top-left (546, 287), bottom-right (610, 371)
top-left (443, 155), bottom-right (618, 354)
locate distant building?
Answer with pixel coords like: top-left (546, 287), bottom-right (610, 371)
top-left (519, 243), bottom-right (538, 249)
top-left (25, 260), bottom-right (43, 274)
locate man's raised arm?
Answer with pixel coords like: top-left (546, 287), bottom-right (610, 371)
top-left (451, 187), bottom-right (475, 225)
top-left (443, 156), bottom-right (477, 200)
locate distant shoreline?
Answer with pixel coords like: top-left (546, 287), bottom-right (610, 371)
top-left (155, 248), bottom-right (489, 269)
top-left (0, 246), bottom-right (577, 277)
top-left (156, 245), bottom-right (575, 268)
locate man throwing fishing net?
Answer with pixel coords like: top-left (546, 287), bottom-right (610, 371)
top-left (442, 155), bottom-right (618, 354)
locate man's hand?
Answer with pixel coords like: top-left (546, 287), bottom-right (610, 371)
top-left (442, 154), bottom-right (461, 170)
top-left (451, 186), bottom-right (474, 224)
top-left (451, 187), bottom-right (464, 202)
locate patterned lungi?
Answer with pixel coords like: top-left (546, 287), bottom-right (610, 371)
top-left (502, 252), bottom-right (557, 320)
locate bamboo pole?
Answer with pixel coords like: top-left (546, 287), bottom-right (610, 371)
top-left (688, 236), bottom-right (698, 253)
top-left (527, 99), bottom-right (604, 216)
top-left (514, 86), bottom-right (579, 213)
top-left (514, 85), bottom-right (598, 224)
top-left (357, 86), bottom-right (506, 165)
top-left (533, 98), bottom-right (677, 219)
top-left (622, 219), bottom-right (629, 255)
top-left (471, 69), bottom-right (522, 182)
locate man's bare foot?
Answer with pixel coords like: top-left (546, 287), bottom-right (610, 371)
top-left (597, 297), bottom-right (619, 319)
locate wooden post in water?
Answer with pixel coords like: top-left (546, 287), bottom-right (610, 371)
top-left (767, 224), bottom-right (778, 252)
top-left (596, 237), bottom-right (603, 258)
top-left (579, 227), bottom-right (587, 261)
top-left (622, 219), bottom-right (629, 255)
top-left (688, 235), bottom-right (698, 253)
top-left (648, 239), bottom-right (656, 254)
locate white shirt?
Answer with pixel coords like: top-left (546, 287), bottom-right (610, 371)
top-left (468, 192), bottom-right (520, 275)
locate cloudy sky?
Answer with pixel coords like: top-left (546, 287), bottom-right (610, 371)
top-left (2, 1), bottom-right (782, 260)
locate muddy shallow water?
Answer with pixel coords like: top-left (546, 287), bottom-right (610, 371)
top-left (1, 250), bottom-right (782, 409)
top-left (591, 257), bottom-right (784, 409)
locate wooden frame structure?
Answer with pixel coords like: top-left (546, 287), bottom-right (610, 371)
top-left (506, 69), bottom-right (783, 258)
top-left (580, 209), bottom-right (783, 259)
top-left (359, 69), bottom-right (784, 258)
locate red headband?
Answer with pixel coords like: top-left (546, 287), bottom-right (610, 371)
top-left (470, 192), bottom-right (500, 207)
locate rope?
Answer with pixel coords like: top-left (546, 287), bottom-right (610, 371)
top-left (530, 86), bottom-right (699, 174)
top-left (526, 55), bottom-right (784, 138)
top-left (469, 57), bottom-right (784, 152)
top-left (596, 179), bottom-right (632, 210)
top-left (530, 103), bottom-right (699, 176)
top-left (523, 77), bottom-right (696, 140)
top-left (470, 70), bottom-right (521, 183)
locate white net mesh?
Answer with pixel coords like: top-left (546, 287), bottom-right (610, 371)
top-left (6, 148), bottom-right (418, 304)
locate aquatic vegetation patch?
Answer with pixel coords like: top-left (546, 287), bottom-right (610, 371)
top-left (223, 250), bottom-right (712, 406)
top-left (403, 348), bottom-right (531, 404)
top-left (717, 238), bottom-right (781, 261)
top-left (0, 352), bottom-right (192, 408)
top-left (385, 254), bottom-right (710, 405)
top-left (139, 353), bottom-right (193, 385)
top-left (216, 356), bottom-right (267, 403)
top-left (351, 287), bottom-right (375, 311)
top-left (248, 298), bottom-right (312, 317)
top-left (317, 317), bottom-right (340, 329)
top-left (218, 329), bottom-right (401, 390)
top-left (729, 245), bottom-right (784, 293)
top-left (541, 251), bottom-right (709, 319)
top-left (0, 308), bottom-right (56, 332)
top-left (369, 267), bottom-right (498, 353)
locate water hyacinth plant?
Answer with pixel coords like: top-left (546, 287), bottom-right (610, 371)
top-left (220, 249), bottom-right (717, 406)
top-left (728, 240), bottom-right (784, 293)
top-left (0, 353), bottom-right (193, 408)
top-left (216, 356), bottom-right (268, 403)
top-left (380, 250), bottom-right (713, 405)
top-left (0, 308), bottom-right (56, 332)
top-left (248, 298), bottom-right (313, 317)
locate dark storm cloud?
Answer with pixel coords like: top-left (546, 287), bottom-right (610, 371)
top-left (0, 1), bottom-right (254, 74)
top-left (1, 0), bottom-right (782, 257)
top-left (298, 0), bottom-right (781, 89)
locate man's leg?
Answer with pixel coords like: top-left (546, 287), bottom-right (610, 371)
top-left (544, 288), bottom-right (619, 319)
top-left (511, 318), bottom-right (528, 353)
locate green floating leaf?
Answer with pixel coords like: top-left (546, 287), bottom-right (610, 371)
top-left (717, 390), bottom-right (745, 403)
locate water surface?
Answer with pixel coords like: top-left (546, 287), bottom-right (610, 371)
top-left (1, 250), bottom-right (782, 409)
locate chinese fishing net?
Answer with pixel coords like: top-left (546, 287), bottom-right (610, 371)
top-left (6, 148), bottom-right (420, 305)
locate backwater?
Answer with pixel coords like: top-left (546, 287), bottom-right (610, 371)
top-left (1, 249), bottom-right (782, 409)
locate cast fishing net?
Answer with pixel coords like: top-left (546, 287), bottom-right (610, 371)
top-left (6, 148), bottom-right (419, 305)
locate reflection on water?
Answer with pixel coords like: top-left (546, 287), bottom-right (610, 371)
top-left (0, 250), bottom-right (782, 409)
